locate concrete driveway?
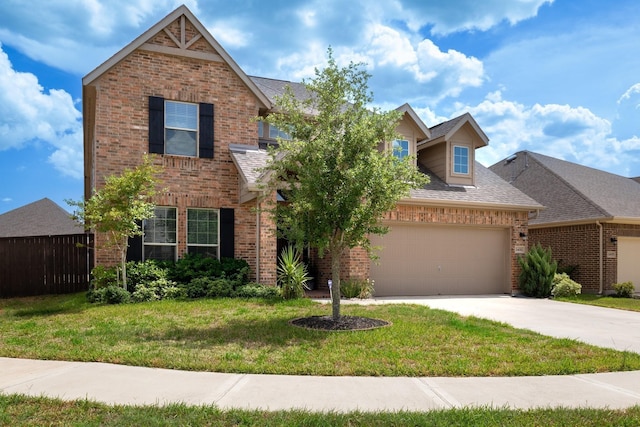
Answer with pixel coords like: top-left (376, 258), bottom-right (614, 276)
top-left (342, 295), bottom-right (640, 354)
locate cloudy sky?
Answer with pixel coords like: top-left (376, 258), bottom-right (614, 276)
top-left (1, 0), bottom-right (639, 214)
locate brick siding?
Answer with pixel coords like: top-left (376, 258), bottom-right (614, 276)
top-left (88, 20), bottom-right (277, 284)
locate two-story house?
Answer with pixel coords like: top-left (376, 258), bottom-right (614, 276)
top-left (83, 5), bottom-right (542, 296)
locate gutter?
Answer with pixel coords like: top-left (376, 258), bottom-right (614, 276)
top-left (596, 221), bottom-right (603, 294)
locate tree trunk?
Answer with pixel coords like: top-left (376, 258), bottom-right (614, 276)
top-left (330, 246), bottom-right (342, 321)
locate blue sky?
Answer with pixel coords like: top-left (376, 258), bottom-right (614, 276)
top-left (1, 0), bottom-right (639, 214)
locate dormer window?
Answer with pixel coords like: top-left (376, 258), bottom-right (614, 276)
top-left (453, 145), bottom-right (469, 175)
top-left (392, 139), bottom-right (410, 159)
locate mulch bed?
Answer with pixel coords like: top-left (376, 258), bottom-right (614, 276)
top-left (290, 315), bottom-right (390, 331)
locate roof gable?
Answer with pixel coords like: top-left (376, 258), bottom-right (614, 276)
top-left (419, 112), bottom-right (488, 149)
top-left (395, 104), bottom-right (430, 140)
top-left (0, 198), bottom-right (83, 238)
top-left (83, 5), bottom-right (270, 108)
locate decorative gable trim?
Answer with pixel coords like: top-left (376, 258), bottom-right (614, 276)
top-left (82, 5), bottom-right (271, 109)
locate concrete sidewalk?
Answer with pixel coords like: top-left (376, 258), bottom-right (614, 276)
top-left (2, 357), bottom-right (640, 411)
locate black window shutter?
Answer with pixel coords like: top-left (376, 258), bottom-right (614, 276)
top-left (220, 208), bottom-right (234, 258)
top-left (199, 103), bottom-right (214, 158)
top-left (149, 96), bottom-right (165, 154)
top-left (127, 234), bottom-right (143, 262)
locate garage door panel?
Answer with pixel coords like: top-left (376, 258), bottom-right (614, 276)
top-left (618, 237), bottom-right (640, 288)
top-left (370, 224), bottom-right (509, 296)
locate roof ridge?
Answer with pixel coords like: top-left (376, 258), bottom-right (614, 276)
top-left (525, 151), bottom-right (611, 218)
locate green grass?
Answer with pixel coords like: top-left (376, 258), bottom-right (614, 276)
top-left (555, 294), bottom-right (640, 312)
top-left (1, 395), bottom-right (639, 426)
top-left (1, 293), bottom-right (640, 377)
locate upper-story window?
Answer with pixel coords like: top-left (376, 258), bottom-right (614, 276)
top-left (165, 101), bottom-right (198, 156)
top-left (148, 96), bottom-right (214, 159)
top-left (268, 124), bottom-right (291, 140)
top-left (392, 139), bottom-right (410, 159)
top-left (453, 145), bottom-right (469, 174)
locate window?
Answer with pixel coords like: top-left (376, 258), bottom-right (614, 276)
top-left (143, 207), bottom-right (177, 261)
top-left (165, 101), bottom-right (198, 156)
top-left (148, 96), bottom-right (214, 158)
top-left (258, 121), bottom-right (264, 138)
top-left (268, 124), bottom-right (291, 140)
top-left (392, 139), bottom-right (410, 159)
top-left (453, 145), bottom-right (469, 174)
top-left (187, 208), bottom-right (219, 258)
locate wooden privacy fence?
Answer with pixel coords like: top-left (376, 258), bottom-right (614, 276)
top-left (0, 234), bottom-right (93, 298)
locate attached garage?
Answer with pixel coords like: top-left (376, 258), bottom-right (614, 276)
top-left (617, 237), bottom-right (640, 288)
top-left (370, 223), bottom-right (511, 296)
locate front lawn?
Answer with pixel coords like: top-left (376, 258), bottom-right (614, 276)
top-left (1, 395), bottom-right (639, 426)
top-left (1, 293), bottom-right (639, 377)
top-left (555, 294), bottom-right (640, 312)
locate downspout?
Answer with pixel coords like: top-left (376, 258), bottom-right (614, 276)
top-left (596, 221), bottom-right (603, 294)
top-left (256, 198), bottom-right (260, 284)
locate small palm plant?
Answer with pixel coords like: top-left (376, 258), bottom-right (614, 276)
top-left (277, 246), bottom-right (311, 299)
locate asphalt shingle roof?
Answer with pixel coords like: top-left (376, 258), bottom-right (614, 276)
top-left (411, 162), bottom-right (543, 209)
top-left (229, 144), bottom-right (270, 184)
top-left (489, 151), bottom-right (640, 224)
top-left (0, 198), bottom-right (84, 238)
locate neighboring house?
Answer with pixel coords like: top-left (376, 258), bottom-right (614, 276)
top-left (490, 151), bottom-right (640, 294)
top-left (0, 198), bottom-right (83, 238)
top-left (83, 5), bottom-right (542, 296)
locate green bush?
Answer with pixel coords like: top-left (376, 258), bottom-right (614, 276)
top-left (613, 281), bottom-right (635, 298)
top-left (551, 273), bottom-right (581, 298)
top-left (163, 253), bottom-right (223, 284)
top-left (90, 265), bottom-right (118, 289)
top-left (221, 258), bottom-right (250, 286)
top-left (234, 283), bottom-right (281, 299)
top-left (517, 243), bottom-right (557, 298)
top-left (88, 285), bottom-right (131, 304)
top-left (277, 246), bottom-right (311, 300)
top-left (131, 278), bottom-right (185, 302)
top-left (126, 260), bottom-right (168, 292)
top-left (341, 278), bottom-right (374, 299)
top-left (184, 277), bottom-right (234, 298)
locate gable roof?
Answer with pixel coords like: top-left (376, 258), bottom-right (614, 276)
top-left (489, 151), bottom-right (640, 225)
top-left (418, 113), bottom-right (489, 148)
top-left (396, 103), bottom-right (431, 140)
top-left (0, 198), bottom-right (84, 238)
top-left (407, 162), bottom-right (543, 210)
top-left (83, 5), bottom-right (270, 109)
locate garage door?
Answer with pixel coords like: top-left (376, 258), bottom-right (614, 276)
top-left (370, 224), bottom-right (510, 296)
top-left (617, 237), bottom-right (640, 287)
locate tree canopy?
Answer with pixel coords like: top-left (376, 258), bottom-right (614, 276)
top-left (68, 154), bottom-right (162, 289)
top-left (262, 49), bottom-right (429, 320)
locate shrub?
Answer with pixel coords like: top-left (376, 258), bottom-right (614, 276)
top-left (221, 258), bottom-right (251, 286)
top-left (126, 260), bottom-right (168, 292)
top-left (131, 278), bottom-right (185, 302)
top-left (88, 285), bottom-right (131, 304)
top-left (517, 243), bottom-right (557, 298)
top-left (341, 278), bottom-right (374, 299)
top-left (613, 281), bottom-right (635, 298)
top-left (551, 273), bottom-right (582, 298)
top-left (90, 265), bottom-right (118, 289)
top-left (234, 283), bottom-right (282, 299)
top-left (184, 277), bottom-right (234, 298)
top-left (164, 253), bottom-right (223, 284)
top-left (277, 246), bottom-right (311, 300)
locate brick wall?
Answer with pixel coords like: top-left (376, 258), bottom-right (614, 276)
top-left (311, 204), bottom-right (529, 292)
top-left (531, 223), bottom-right (640, 294)
top-left (88, 19), bottom-right (277, 284)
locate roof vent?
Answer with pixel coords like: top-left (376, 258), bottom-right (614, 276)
top-left (505, 154), bottom-right (517, 164)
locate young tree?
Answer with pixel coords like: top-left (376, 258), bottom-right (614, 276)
top-left (68, 154), bottom-right (162, 290)
top-left (263, 50), bottom-right (429, 320)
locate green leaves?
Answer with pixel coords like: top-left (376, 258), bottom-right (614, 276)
top-left (518, 243), bottom-right (558, 297)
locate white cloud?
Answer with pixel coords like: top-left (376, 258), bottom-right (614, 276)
top-left (0, 44), bottom-right (83, 179)
top-left (463, 91), bottom-right (640, 176)
top-left (399, 0), bottom-right (553, 35)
